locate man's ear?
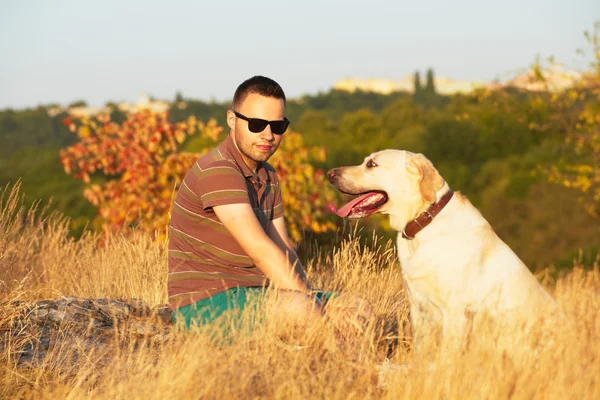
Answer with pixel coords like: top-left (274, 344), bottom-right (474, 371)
top-left (226, 109), bottom-right (236, 130)
top-left (411, 153), bottom-right (444, 204)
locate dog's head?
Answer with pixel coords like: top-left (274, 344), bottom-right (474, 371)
top-left (327, 150), bottom-right (445, 229)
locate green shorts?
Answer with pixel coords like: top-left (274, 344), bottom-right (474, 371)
top-left (171, 287), bottom-right (336, 344)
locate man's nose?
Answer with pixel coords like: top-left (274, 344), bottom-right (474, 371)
top-left (260, 125), bottom-right (274, 141)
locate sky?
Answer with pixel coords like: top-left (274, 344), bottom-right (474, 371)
top-left (0, 0), bottom-right (598, 109)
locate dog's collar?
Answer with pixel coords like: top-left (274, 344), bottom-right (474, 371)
top-left (402, 190), bottom-right (454, 240)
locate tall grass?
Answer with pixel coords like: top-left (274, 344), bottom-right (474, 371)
top-left (1, 183), bottom-right (598, 399)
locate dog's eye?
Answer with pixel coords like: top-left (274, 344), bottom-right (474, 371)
top-left (366, 159), bottom-right (377, 168)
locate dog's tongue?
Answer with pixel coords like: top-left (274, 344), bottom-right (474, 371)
top-left (328, 193), bottom-right (374, 217)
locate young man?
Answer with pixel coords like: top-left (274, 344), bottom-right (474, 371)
top-left (168, 76), bottom-right (348, 333)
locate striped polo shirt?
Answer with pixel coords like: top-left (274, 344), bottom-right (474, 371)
top-left (167, 134), bottom-right (284, 310)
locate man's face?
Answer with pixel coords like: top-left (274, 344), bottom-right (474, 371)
top-left (227, 92), bottom-right (285, 170)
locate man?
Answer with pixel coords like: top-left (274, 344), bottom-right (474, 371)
top-left (168, 76), bottom-right (357, 336)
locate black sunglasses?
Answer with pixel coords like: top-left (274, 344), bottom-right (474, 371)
top-left (232, 110), bottom-right (290, 135)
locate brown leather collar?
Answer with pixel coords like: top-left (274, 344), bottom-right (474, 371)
top-left (401, 190), bottom-right (454, 240)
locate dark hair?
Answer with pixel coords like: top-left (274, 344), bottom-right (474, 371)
top-left (232, 75), bottom-right (286, 109)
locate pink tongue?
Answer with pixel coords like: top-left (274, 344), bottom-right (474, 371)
top-left (328, 193), bottom-right (374, 217)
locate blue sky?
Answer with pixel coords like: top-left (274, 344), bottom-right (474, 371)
top-left (0, 0), bottom-right (598, 109)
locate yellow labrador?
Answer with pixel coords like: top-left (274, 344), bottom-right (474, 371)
top-left (327, 150), bottom-right (558, 350)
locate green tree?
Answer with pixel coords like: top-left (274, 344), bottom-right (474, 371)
top-left (175, 91), bottom-right (184, 103)
top-left (413, 71), bottom-right (422, 93)
top-left (294, 110), bottom-right (337, 151)
top-left (336, 109), bottom-right (384, 165)
top-left (68, 100), bottom-right (88, 108)
top-left (425, 68), bottom-right (436, 94)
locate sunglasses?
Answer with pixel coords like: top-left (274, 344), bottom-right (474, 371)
top-left (232, 110), bottom-right (290, 135)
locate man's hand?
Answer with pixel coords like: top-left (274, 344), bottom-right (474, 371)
top-left (212, 203), bottom-right (310, 293)
top-left (314, 294), bottom-right (325, 315)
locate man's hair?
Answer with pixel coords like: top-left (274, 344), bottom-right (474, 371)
top-left (233, 75), bottom-right (286, 110)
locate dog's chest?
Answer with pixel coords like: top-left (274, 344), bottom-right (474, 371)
top-left (406, 281), bottom-right (445, 327)
top-left (396, 237), bottom-right (417, 268)
top-left (396, 236), bottom-right (451, 311)
top-left (395, 236), bottom-right (428, 279)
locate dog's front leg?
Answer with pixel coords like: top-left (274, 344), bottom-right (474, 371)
top-left (409, 300), bottom-right (444, 355)
top-left (409, 301), bottom-right (426, 354)
top-left (440, 310), bottom-right (470, 357)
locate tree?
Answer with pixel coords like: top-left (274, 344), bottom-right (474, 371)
top-left (337, 109), bottom-right (384, 165)
top-left (525, 22), bottom-right (600, 217)
top-left (413, 71), bottom-right (422, 94)
top-left (60, 109), bottom-right (337, 243)
top-left (269, 132), bottom-right (337, 242)
top-left (60, 110), bottom-right (221, 238)
top-left (425, 68), bottom-right (436, 94)
top-left (68, 100), bottom-right (88, 108)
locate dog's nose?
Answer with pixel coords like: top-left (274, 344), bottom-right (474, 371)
top-left (327, 169), bottom-right (337, 183)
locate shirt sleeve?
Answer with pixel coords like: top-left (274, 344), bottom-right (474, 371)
top-left (192, 160), bottom-right (250, 210)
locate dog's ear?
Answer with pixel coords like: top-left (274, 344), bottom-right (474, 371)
top-left (411, 153), bottom-right (444, 204)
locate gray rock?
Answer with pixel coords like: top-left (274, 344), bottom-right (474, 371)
top-left (0, 296), bottom-right (174, 368)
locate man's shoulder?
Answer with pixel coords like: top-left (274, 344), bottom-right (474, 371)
top-left (196, 146), bottom-right (241, 173)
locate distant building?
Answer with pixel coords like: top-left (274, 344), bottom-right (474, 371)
top-left (503, 65), bottom-right (582, 92)
top-left (117, 93), bottom-right (170, 114)
top-left (334, 67), bottom-right (582, 96)
top-left (335, 77), bottom-right (411, 94)
top-left (46, 93), bottom-right (173, 118)
top-left (334, 76), bottom-right (486, 95)
top-left (46, 106), bottom-right (63, 117)
top-left (433, 77), bottom-right (487, 95)
top-left (67, 106), bottom-right (106, 118)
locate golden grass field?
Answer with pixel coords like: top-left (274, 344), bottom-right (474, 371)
top-left (1, 183), bottom-right (599, 399)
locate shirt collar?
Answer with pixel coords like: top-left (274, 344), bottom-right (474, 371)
top-left (219, 134), bottom-right (267, 180)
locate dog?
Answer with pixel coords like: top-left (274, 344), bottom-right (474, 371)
top-left (327, 150), bottom-right (558, 351)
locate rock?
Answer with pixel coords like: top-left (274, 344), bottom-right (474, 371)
top-left (0, 296), bottom-right (173, 368)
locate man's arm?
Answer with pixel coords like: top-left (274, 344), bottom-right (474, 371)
top-left (267, 216), bottom-right (310, 288)
top-left (212, 203), bottom-right (310, 293)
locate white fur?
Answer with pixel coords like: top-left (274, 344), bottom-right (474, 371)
top-left (330, 150), bottom-right (558, 349)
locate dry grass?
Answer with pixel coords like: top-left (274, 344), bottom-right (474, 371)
top-left (1, 183), bottom-right (599, 399)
